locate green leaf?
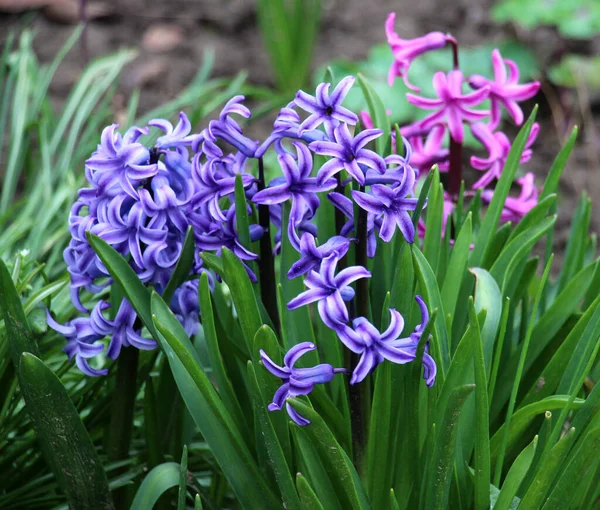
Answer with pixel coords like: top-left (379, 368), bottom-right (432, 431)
top-left (248, 362), bottom-right (302, 510)
top-left (357, 73), bottom-right (390, 155)
top-left (288, 399), bottom-right (370, 510)
top-left (162, 226), bottom-right (195, 305)
top-left (541, 427), bottom-right (600, 510)
top-left (150, 292), bottom-right (279, 509)
top-left (441, 213), bottom-right (472, 320)
top-left (540, 126), bottom-right (578, 200)
top-left (178, 446), bottom-right (188, 510)
top-left (198, 272), bottom-right (248, 441)
top-left (471, 267), bottom-right (502, 377)
top-left (222, 248), bottom-right (263, 351)
top-left (296, 473), bottom-right (325, 510)
top-left (412, 245), bottom-right (449, 376)
top-left (423, 171), bottom-right (443, 275)
top-left (412, 166), bottom-right (435, 229)
top-left (0, 258), bottom-right (40, 367)
top-left (131, 462), bottom-right (179, 510)
top-left (493, 436), bottom-right (537, 510)
top-left (19, 353), bottom-right (112, 509)
top-left (423, 384), bottom-right (475, 510)
top-left (519, 428), bottom-right (577, 510)
top-left (470, 107), bottom-right (538, 267)
top-left (469, 298), bottom-right (491, 510)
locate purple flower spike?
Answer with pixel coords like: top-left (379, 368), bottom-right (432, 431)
top-left (260, 342), bottom-right (346, 426)
top-left (86, 123), bottom-right (157, 198)
top-left (338, 308), bottom-right (417, 384)
top-left (408, 296), bottom-right (436, 386)
top-left (288, 253), bottom-right (370, 330)
top-left (385, 12), bottom-right (451, 91)
top-left (203, 96), bottom-right (258, 157)
top-left (406, 70), bottom-right (490, 143)
top-left (352, 166), bottom-right (418, 243)
top-left (310, 124), bottom-right (386, 186)
top-left (295, 77), bottom-right (359, 138)
top-left (469, 49), bottom-right (541, 128)
top-left (287, 233), bottom-right (352, 280)
top-left (252, 142), bottom-right (336, 218)
top-left (470, 122), bottom-right (539, 189)
top-left (149, 112), bottom-right (194, 149)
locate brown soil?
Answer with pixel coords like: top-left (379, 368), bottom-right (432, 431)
top-left (1, 0), bottom-right (599, 250)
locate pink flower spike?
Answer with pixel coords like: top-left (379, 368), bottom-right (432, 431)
top-left (469, 49), bottom-right (540, 128)
top-left (406, 70), bottom-right (490, 143)
top-left (471, 122), bottom-right (539, 189)
top-left (409, 125), bottom-right (449, 174)
top-left (482, 173), bottom-right (539, 223)
top-left (385, 13), bottom-right (450, 92)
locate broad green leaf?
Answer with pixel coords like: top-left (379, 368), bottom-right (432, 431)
top-left (162, 226), bottom-right (195, 304)
top-left (470, 107), bottom-right (538, 266)
top-left (481, 222), bottom-right (513, 270)
top-left (131, 462), bottom-right (179, 510)
top-left (469, 298), bottom-right (491, 510)
top-left (222, 247), bottom-right (263, 351)
top-left (357, 73), bottom-right (390, 155)
top-left (540, 126), bottom-right (577, 200)
top-left (490, 396), bottom-right (584, 461)
top-left (288, 399), bottom-right (370, 510)
top-left (423, 384), bottom-right (475, 510)
top-left (248, 362), bottom-right (302, 510)
top-left (19, 353), bottom-right (112, 509)
top-left (541, 427), bottom-right (600, 510)
top-left (493, 436), bottom-right (537, 510)
top-left (296, 473), bottom-right (325, 510)
top-left (412, 245), bottom-right (449, 376)
top-left (0, 258), bottom-right (40, 367)
top-left (507, 194), bottom-right (556, 243)
top-left (423, 172), bottom-right (443, 275)
top-left (150, 292), bottom-right (279, 509)
top-left (199, 273), bottom-right (248, 443)
top-left (412, 167), bottom-right (435, 229)
top-left (471, 267), bottom-right (502, 377)
top-left (441, 213), bottom-right (472, 320)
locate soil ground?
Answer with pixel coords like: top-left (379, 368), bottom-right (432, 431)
top-left (1, 0), bottom-right (599, 250)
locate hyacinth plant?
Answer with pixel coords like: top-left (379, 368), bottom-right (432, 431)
top-left (1, 18), bottom-right (600, 510)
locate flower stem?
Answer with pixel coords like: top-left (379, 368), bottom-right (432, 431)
top-left (257, 157), bottom-right (280, 334)
top-left (349, 186), bottom-right (370, 472)
top-left (447, 35), bottom-right (462, 199)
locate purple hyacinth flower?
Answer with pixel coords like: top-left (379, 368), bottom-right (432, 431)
top-left (287, 233), bottom-right (352, 280)
top-left (470, 122), bottom-right (539, 189)
top-left (310, 124), bottom-right (386, 186)
top-left (170, 280), bottom-right (201, 337)
top-left (295, 77), bottom-right (359, 138)
top-left (287, 253), bottom-right (370, 330)
top-left (202, 95), bottom-right (259, 157)
top-left (252, 141), bottom-right (336, 219)
top-left (408, 296), bottom-right (437, 386)
top-left (139, 173), bottom-right (190, 232)
top-left (86, 124), bottom-right (157, 198)
top-left (469, 49), bottom-right (541, 128)
top-left (149, 112), bottom-right (194, 149)
top-left (338, 308), bottom-right (417, 384)
top-left (352, 166), bottom-right (418, 244)
top-left (260, 342), bottom-right (346, 426)
top-left (46, 308), bottom-right (107, 376)
top-left (90, 299), bottom-right (156, 360)
top-left (385, 12), bottom-right (451, 92)
top-left (406, 70), bottom-right (490, 144)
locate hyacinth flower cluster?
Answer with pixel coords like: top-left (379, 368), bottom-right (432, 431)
top-left (381, 12), bottom-right (541, 236)
top-left (48, 75), bottom-right (436, 426)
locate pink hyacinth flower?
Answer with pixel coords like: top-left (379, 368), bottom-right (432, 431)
top-left (469, 49), bottom-right (540, 129)
top-left (386, 12), bottom-right (450, 92)
top-left (471, 122), bottom-right (539, 189)
top-left (406, 70), bottom-right (490, 144)
top-left (482, 173), bottom-right (539, 223)
top-left (409, 125), bottom-right (450, 174)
